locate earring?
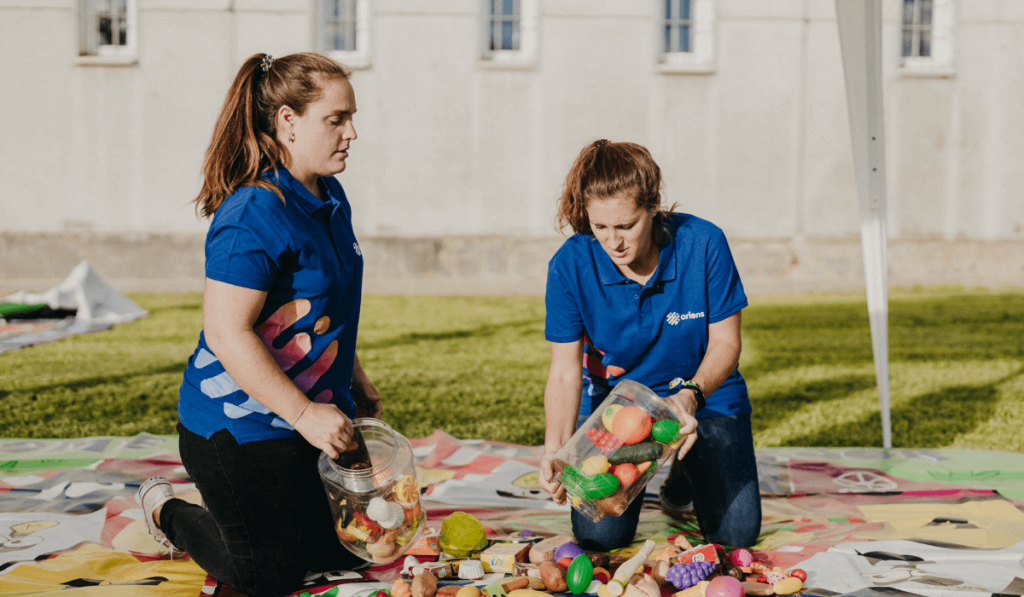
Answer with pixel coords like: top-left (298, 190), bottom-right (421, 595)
top-left (288, 132), bottom-right (295, 143)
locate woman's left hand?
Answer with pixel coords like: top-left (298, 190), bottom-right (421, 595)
top-left (665, 389), bottom-right (700, 460)
top-left (352, 376), bottom-right (383, 419)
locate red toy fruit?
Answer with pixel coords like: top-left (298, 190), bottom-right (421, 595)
top-left (790, 569), bottom-right (807, 582)
top-left (613, 462), bottom-right (639, 486)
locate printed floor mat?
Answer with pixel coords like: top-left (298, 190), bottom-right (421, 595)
top-left (1, 432), bottom-right (1022, 597)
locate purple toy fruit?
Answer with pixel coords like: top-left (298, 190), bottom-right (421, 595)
top-left (665, 561), bottom-right (717, 590)
top-left (554, 541), bottom-right (584, 563)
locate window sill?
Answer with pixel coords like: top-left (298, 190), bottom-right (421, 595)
top-left (898, 62), bottom-right (955, 78)
top-left (326, 50), bottom-right (370, 71)
top-left (75, 54), bottom-right (138, 67)
top-left (479, 51), bottom-right (537, 71)
top-left (657, 54), bottom-right (714, 75)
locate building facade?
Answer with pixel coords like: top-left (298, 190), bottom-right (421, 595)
top-left (1, 0), bottom-right (1022, 294)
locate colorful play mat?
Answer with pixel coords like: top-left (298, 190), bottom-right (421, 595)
top-left (1, 431), bottom-right (1022, 596)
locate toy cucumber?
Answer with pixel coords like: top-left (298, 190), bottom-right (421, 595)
top-left (608, 442), bottom-right (663, 465)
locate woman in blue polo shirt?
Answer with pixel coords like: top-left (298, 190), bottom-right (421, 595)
top-left (539, 140), bottom-right (761, 550)
top-left (135, 53), bottom-right (376, 596)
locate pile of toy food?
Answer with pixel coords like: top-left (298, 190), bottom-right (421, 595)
top-left (333, 473), bottom-right (426, 563)
top-left (372, 512), bottom-right (806, 597)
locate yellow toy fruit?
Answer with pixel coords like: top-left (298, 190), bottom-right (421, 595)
top-left (393, 475), bottom-right (419, 505)
top-left (611, 406), bottom-right (652, 445)
top-left (773, 578), bottom-right (802, 595)
top-left (601, 404), bottom-right (623, 430)
top-left (580, 455), bottom-right (611, 475)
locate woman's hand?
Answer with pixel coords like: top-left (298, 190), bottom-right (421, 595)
top-left (665, 389), bottom-right (700, 460)
top-left (351, 352), bottom-right (383, 419)
top-left (539, 451), bottom-right (568, 505)
top-left (293, 402), bottom-right (355, 459)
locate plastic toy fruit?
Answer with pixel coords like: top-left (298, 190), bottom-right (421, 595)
top-left (581, 473), bottom-right (620, 499)
top-left (613, 462), bottom-right (639, 486)
top-left (393, 475), bottom-right (419, 505)
top-left (608, 442), bottom-right (663, 465)
top-left (652, 419), bottom-right (681, 444)
top-left (566, 554), bottom-right (594, 594)
top-left (601, 404), bottom-right (623, 430)
top-left (705, 576), bottom-right (744, 597)
top-left (580, 455), bottom-right (610, 475)
top-left (611, 406), bottom-right (652, 444)
top-left (554, 541), bottom-right (584, 562)
top-left (665, 561), bottom-right (716, 590)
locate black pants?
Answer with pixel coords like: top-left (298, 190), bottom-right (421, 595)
top-left (161, 423), bottom-right (361, 597)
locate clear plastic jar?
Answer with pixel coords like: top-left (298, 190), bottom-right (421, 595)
top-left (317, 418), bottom-right (426, 563)
top-left (552, 379), bottom-right (685, 522)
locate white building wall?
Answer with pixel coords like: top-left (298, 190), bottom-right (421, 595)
top-left (1, 0), bottom-right (1023, 293)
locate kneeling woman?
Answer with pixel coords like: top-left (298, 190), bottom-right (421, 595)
top-left (137, 53), bottom-right (381, 596)
top-left (538, 140), bottom-right (761, 551)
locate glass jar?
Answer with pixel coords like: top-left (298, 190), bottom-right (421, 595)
top-left (552, 379), bottom-right (685, 522)
top-left (317, 418), bottom-right (426, 563)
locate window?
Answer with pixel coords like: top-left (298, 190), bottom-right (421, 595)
top-left (480, 0), bottom-right (537, 68)
top-left (901, 0), bottom-right (932, 58)
top-left (898, 0), bottom-right (954, 76)
top-left (317, 0), bottom-right (371, 69)
top-left (77, 0), bottom-right (137, 64)
top-left (657, 0), bottom-right (714, 74)
top-left (663, 0), bottom-right (692, 54)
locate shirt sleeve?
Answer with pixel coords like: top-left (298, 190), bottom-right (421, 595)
top-left (544, 263), bottom-right (585, 343)
top-left (204, 196), bottom-right (287, 291)
top-left (705, 229), bottom-right (748, 323)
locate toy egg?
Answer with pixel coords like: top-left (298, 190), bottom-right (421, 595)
top-left (611, 406), bottom-right (653, 445)
top-left (567, 554), bottom-right (595, 594)
top-left (555, 541), bottom-right (584, 562)
top-left (729, 548), bottom-right (753, 567)
top-left (652, 419), bottom-right (681, 444)
top-left (580, 455), bottom-right (611, 475)
top-left (705, 576), bottom-right (744, 597)
top-left (601, 404), bottom-right (623, 430)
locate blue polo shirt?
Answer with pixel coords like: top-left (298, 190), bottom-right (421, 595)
top-left (178, 166), bottom-right (364, 443)
top-left (545, 213), bottom-right (750, 419)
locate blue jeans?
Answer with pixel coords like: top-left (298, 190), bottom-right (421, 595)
top-left (571, 414), bottom-right (761, 550)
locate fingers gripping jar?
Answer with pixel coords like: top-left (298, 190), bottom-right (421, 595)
top-left (317, 419), bottom-right (426, 563)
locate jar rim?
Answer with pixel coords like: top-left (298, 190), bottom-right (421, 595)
top-left (328, 417), bottom-right (400, 479)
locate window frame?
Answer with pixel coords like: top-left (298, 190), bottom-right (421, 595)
top-left (316, 0), bottom-right (371, 70)
top-left (76, 0), bottom-right (138, 66)
top-left (656, 0), bottom-right (715, 75)
top-left (898, 0), bottom-right (955, 78)
top-left (479, 0), bottom-right (538, 70)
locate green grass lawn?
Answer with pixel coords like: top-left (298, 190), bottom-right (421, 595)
top-left (2, 288), bottom-right (1022, 452)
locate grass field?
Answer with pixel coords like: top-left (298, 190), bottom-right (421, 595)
top-left (1, 288), bottom-right (1022, 452)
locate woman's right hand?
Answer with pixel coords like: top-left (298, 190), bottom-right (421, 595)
top-left (539, 451), bottom-right (568, 505)
top-left (293, 402), bottom-right (355, 459)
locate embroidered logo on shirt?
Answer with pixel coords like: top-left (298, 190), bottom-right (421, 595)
top-left (666, 311), bottom-right (705, 325)
top-left (353, 242), bottom-right (362, 257)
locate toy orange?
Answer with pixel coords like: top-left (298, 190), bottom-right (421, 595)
top-left (611, 406), bottom-right (652, 445)
top-left (393, 580), bottom-right (412, 597)
top-left (393, 474), bottom-right (419, 505)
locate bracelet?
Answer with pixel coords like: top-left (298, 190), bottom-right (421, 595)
top-left (290, 401), bottom-right (312, 427)
top-left (669, 378), bottom-right (706, 412)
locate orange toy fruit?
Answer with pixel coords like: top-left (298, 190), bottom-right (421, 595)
top-left (393, 475), bottom-right (419, 505)
top-left (611, 406), bottom-right (652, 445)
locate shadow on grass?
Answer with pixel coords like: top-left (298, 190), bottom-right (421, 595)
top-left (750, 373), bottom-right (877, 436)
top-left (14, 362), bottom-right (186, 396)
top-left (359, 317), bottom-right (543, 350)
top-left (778, 368), bottom-right (1023, 448)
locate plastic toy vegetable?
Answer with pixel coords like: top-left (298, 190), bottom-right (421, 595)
top-left (566, 554), bottom-right (594, 594)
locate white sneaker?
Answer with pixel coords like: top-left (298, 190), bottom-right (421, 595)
top-left (137, 476), bottom-right (185, 559)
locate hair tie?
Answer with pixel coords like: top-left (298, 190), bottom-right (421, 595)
top-left (260, 54), bottom-right (274, 73)
top-left (593, 139), bottom-right (609, 148)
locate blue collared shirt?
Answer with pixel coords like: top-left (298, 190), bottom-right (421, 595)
top-left (178, 166), bottom-right (364, 443)
top-left (545, 213), bottom-right (750, 419)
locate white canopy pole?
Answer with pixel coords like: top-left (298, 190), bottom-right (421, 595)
top-left (835, 0), bottom-right (892, 449)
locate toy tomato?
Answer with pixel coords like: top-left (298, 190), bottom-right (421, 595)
top-left (790, 569), bottom-right (807, 581)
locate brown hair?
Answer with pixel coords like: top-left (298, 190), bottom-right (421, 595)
top-left (556, 140), bottom-right (676, 245)
top-left (193, 52), bottom-right (350, 218)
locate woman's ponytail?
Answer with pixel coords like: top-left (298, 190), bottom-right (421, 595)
top-left (193, 52), bottom-right (349, 218)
